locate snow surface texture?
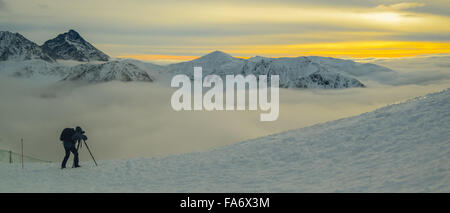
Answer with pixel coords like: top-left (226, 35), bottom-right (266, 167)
top-left (42, 30), bottom-right (109, 62)
top-left (1, 88), bottom-right (449, 192)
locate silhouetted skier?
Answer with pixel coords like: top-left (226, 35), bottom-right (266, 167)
top-left (72, 126), bottom-right (88, 151)
top-left (60, 127), bottom-right (80, 169)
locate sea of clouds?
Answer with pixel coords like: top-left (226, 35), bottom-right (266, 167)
top-left (1, 54), bottom-right (449, 162)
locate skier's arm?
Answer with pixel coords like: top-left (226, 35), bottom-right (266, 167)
top-left (71, 133), bottom-right (79, 141)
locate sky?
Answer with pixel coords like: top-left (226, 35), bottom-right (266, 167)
top-left (1, 0), bottom-right (450, 63)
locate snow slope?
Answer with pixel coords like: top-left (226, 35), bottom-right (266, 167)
top-left (1, 88), bottom-right (449, 192)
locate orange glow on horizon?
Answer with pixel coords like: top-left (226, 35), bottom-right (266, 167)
top-left (118, 41), bottom-right (450, 62)
top-left (118, 54), bottom-right (199, 61)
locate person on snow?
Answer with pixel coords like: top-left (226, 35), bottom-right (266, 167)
top-left (59, 126), bottom-right (86, 169)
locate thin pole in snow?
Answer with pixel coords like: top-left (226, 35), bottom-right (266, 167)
top-left (21, 138), bottom-right (24, 169)
top-left (9, 150), bottom-right (12, 164)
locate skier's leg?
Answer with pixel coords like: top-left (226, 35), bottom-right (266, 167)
top-left (61, 143), bottom-right (71, 168)
top-left (71, 145), bottom-right (80, 167)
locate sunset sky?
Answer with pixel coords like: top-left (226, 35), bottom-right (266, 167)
top-left (1, 0), bottom-right (450, 63)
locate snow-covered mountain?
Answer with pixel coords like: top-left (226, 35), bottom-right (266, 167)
top-left (167, 51), bottom-right (393, 88)
top-left (0, 31), bottom-right (54, 62)
top-left (295, 68), bottom-right (365, 88)
top-left (62, 59), bottom-right (153, 83)
top-left (167, 51), bottom-right (245, 77)
top-left (0, 31), bottom-right (397, 87)
top-left (243, 56), bottom-right (368, 88)
top-left (1, 88), bottom-right (449, 192)
top-left (307, 56), bottom-right (393, 76)
top-left (0, 31), bottom-right (158, 83)
top-left (42, 30), bottom-right (109, 62)
top-left (0, 59), bottom-right (68, 78)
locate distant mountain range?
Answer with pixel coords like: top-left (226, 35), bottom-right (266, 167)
top-left (0, 30), bottom-right (152, 82)
top-left (0, 30), bottom-right (108, 62)
top-left (0, 30), bottom-right (395, 88)
top-left (166, 51), bottom-right (392, 88)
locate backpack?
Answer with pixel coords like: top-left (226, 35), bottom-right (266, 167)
top-left (60, 128), bottom-right (75, 142)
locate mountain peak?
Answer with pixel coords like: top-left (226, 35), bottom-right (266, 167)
top-left (68, 29), bottom-right (78, 34)
top-left (0, 31), bottom-right (54, 62)
top-left (203, 50), bottom-right (232, 58)
top-left (196, 50), bottom-right (234, 62)
top-left (42, 30), bottom-right (109, 62)
top-left (66, 29), bottom-right (82, 39)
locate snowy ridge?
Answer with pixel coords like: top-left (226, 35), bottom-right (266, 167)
top-left (0, 31), bottom-right (54, 62)
top-left (307, 56), bottom-right (393, 76)
top-left (0, 59), bottom-right (68, 78)
top-left (42, 30), bottom-right (109, 62)
top-left (295, 68), bottom-right (365, 88)
top-left (0, 31), bottom-right (396, 87)
top-left (1, 88), bottom-right (449, 192)
top-left (62, 59), bottom-right (154, 82)
top-left (167, 51), bottom-right (393, 88)
top-left (167, 51), bottom-right (245, 77)
top-left (0, 58), bottom-right (161, 83)
top-left (0, 31), bottom-right (161, 83)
